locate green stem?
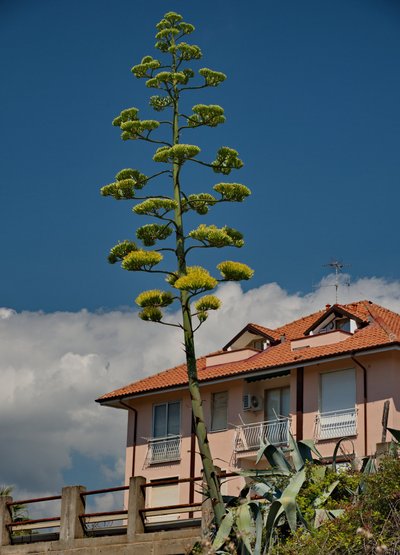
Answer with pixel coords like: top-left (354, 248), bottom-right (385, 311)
top-left (170, 46), bottom-right (225, 527)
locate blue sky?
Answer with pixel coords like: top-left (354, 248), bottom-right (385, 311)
top-left (1, 0), bottom-right (400, 500)
top-left (1, 0), bottom-right (400, 312)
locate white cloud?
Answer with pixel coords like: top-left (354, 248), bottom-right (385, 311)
top-left (1, 275), bottom-right (400, 499)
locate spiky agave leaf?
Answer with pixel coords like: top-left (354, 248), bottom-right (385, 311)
top-left (212, 510), bottom-right (234, 551)
top-left (217, 261), bottom-right (254, 281)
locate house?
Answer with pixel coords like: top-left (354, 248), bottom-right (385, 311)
top-left (96, 300), bottom-right (400, 507)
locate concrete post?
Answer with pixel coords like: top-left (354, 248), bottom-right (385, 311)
top-left (127, 476), bottom-right (146, 538)
top-left (0, 496), bottom-right (12, 546)
top-left (59, 485), bottom-right (86, 542)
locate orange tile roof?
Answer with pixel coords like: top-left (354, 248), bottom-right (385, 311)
top-left (97, 300), bottom-right (400, 403)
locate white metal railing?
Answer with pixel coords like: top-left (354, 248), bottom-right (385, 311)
top-left (146, 435), bottom-right (181, 464)
top-left (315, 408), bottom-right (357, 440)
top-left (234, 417), bottom-right (291, 452)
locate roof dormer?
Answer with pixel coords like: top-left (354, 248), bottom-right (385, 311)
top-left (223, 324), bottom-right (278, 352)
top-left (305, 305), bottom-right (364, 337)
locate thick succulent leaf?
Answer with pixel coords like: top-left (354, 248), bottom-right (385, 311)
top-left (264, 500), bottom-right (284, 551)
top-left (279, 468), bottom-right (306, 532)
top-left (212, 510), bottom-right (234, 550)
top-left (357, 456), bottom-right (378, 494)
top-left (252, 505), bottom-right (263, 555)
top-left (314, 509), bottom-right (344, 529)
top-left (298, 439), bottom-right (322, 462)
top-left (309, 465), bottom-right (326, 483)
top-left (236, 503), bottom-right (254, 553)
top-left (387, 427), bottom-right (400, 443)
top-left (332, 438), bottom-right (354, 472)
top-left (250, 481), bottom-right (277, 502)
top-left (313, 480), bottom-right (339, 508)
top-left (258, 441), bottom-right (292, 473)
top-left (288, 431), bottom-right (305, 471)
top-left (238, 469), bottom-right (289, 478)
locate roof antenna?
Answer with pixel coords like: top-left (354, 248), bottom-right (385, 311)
top-left (323, 260), bottom-right (350, 304)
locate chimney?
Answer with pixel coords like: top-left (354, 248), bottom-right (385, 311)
top-left (280, 334), bottom-right (286, 343)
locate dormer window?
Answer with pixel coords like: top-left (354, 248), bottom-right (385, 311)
top-left (319, 317), bottom-right (351, 334)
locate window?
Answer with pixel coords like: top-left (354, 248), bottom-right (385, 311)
top-left (317, 369), bottom-right (357, 439)
top-left (153, 401), bottom-right (180, 438)
top-left (148, 477), bottom-right (179, 521)
top-left (211, 391), bottom-right (228, 431)
top-left (320, 369), bottom-right (355, 413)
top-left (264, 387), bottom-right (290, 421)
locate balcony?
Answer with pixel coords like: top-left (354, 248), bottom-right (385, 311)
top-left (315, 408), bottom-right (357, 440)
top-left (234, 417), bottom-right (291, 453)
top-left (146, 435), bottom-right (181, 465)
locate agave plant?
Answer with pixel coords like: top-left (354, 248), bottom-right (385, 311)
top-left (211, 433), bottom-right (360, 554)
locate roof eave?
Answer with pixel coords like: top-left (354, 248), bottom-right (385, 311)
top-left (96, 341), bottom-right (400, 407)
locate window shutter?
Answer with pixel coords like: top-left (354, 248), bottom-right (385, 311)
top-left (211, 391), bottom-right (228, 431)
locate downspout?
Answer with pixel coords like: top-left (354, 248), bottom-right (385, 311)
top-left (296, 367), bottom-right (304, 441)
top-left (351, 355), bottom-right (368, 456)
top-left (119, 400), bottom-right (138, 478)
top-left (189, 414), bottom-right (196, 512)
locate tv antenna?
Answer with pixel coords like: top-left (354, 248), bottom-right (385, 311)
top-left (323, 260), bottom-right (350, 303)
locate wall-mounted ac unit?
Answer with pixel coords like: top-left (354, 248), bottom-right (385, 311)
top-left (243, 394), bottom-right (261, 411)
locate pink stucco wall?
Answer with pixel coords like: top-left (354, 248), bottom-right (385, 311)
top-left (123, 349), bottom-right (400, 506)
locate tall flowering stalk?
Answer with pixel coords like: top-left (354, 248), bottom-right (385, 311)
top-left (102, 11), bottom-right (253, 526)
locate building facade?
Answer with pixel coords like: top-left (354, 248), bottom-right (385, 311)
top-left (97, 300), bottom-right (400, 507)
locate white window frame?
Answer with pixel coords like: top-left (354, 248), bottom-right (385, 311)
top-left (211, 391), bottom-right (228, 431)
top-left (152, 401), bottom-right (181, 438)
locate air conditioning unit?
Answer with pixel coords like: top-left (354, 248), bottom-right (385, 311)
top-left (243, 394), bottom-right (261, 411)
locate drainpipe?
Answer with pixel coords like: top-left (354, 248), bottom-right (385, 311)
top-left (189, 415), bottom-right (196, 510)
top-left (351, 355), bottom-right (368, 457)
top-left (296, 367), bottom-right (304, 441)
top-left (119, 400), bottom-right (138, 478)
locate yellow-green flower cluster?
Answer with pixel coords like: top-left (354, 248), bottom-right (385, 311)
top-left (213, 183), bottom-right (251, 202)
top-left (194, 295), bottom-right (221, 312)
top-left (120, 119), bottom-right (160, 141)
top-left (153, 144), bottom-right (200, 163)
top-left (155, 12), bottom-right (195, 52)
top-left (133, 198), bottom-right (178, 216)
top-left (183, 193), bottom-right (217, 215)
top-left (122, 250), bottom-right (163, 271)
top-left (176, 42), bottom-right (202, 60)
top-left (199, 68), bottom-right (227, 87)
top-left (146, 71), bottom-right (190, 88)
top-left (189, 224), bottom-right (244, 248)
top-left (112, 107), bottom-right (139, 127)
top-left (136, 223), bottom-right (172, 246)
top-left (188, 104), bottom-right (225, 128)
top-left (212, 147), bottom-right (244, 175)
top-left (217, 261), bottom-right (254, 281)
top-left (101, 169), bottom-right (147, 200)
top-left (108, 240), bottom-right (137, 264)
top-left (149, 95), bottom-right (173, 112)
top-left (131, 56), bottom-right (161, 78)
top-left (173, 266), bottom-right (217, 293)
top-left (135, 289), bottom-right (174, 308)
top-left (139, 307), bottom-right (163, 322)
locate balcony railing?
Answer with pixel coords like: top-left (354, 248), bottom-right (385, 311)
top-left (146, 435), bottom-right (181, 465)
top-left (315, 407), bottom-right (357, 440)
top-left (234, 417), bottom-right (291, 452)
